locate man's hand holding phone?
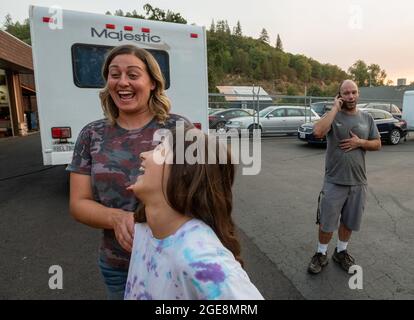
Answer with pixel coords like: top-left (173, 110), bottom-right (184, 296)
top-left (333, 94), bottom-right (343, 112)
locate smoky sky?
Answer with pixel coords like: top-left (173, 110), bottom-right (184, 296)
top-left (2, 0), bottom-right (413, 82)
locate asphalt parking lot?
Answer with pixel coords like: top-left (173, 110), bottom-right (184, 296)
top-left (1, 132), bottom-right (413, 299)
top-left (234, 133), bottom-right (414, 299)
top-left (0, 133), bottom-right (301, 300)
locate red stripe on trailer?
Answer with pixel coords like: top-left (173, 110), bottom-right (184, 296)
top-left (106, 24), bottom-right (116, 29)
top-left (142, 27), bottom-right (150, 33)
top-left (190, 33), bottom-right (198, 38)
top-left (124, 26), bottom-right (133, 31)
top-left (42, 17), bottom-right (54, 23)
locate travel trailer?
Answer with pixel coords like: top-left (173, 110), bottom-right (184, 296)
top-left (29, 5), bottom-right (208, 165)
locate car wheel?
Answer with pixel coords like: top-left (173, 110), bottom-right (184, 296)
top-left (388, 129), bottom-right (401, 145)
top-left (248, 124), bottom-right (261, 137)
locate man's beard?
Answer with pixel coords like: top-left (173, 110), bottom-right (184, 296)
top-left (344, 101), bottom-right (357, 110)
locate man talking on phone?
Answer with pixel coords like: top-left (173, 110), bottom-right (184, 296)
top-left (307, 80), bottom-right (381, 274)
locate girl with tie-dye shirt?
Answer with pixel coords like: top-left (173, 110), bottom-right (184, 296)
top-left (124, 126), bottom-right (263, 300)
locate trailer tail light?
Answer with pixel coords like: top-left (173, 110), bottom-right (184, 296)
top-left (190, 33), bottom-right (198, 39)
top-left (42, 17), bottom-right (54, 23)
top-left (52, 127), bottom-right (72, 139)
top-left (124, 26), bottom-right (133, 31)
top-left (193, 123), bottom-right (202, 130)
top-left (142, 27), bottom-right (150, 33)
top-left (106, 24), bottom-right (116, 29)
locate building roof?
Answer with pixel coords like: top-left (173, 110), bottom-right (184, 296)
top-left (216, 86), bottom-right (272, 101)
top-left (0, 30), bottom-right (33, 73)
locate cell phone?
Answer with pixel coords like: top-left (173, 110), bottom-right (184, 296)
top-left (337, 91), bottom-right (348, 109)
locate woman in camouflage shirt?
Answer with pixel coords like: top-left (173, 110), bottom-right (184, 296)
top-left (67, 45), bottom-right (189, 299)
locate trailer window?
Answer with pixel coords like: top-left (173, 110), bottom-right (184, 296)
top-left (72, 44), bottom-right (170, 89)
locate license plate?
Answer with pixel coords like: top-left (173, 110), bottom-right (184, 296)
top-left (300, 132), bottom-right (306, 139)
top-left (52, 144), bottom-right (75, 152)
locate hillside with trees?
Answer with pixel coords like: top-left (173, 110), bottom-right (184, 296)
top-left (2, 4), bottom-right (388, 96)
top-left (207, 19), bottom-right (348, 95)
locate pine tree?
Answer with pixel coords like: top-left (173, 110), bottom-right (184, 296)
top-left (216, 20), bottom-right (225, 33)
top-left (3, 14), bottom-right (12, 28)
top-left (224, 20), bottom-right (231, 34)
top-left (233, 20), bottom-right (242, 36)
top-left (259, 28), bottom-right (269, 44)
top-left (210, 19), bottom-right (216, 32)
top-left (114, 9), bottom-right (124, 16)
top-left (276, 34), bottom-right (283, 51)
top-left (3, 14), bottom-right (31, 45)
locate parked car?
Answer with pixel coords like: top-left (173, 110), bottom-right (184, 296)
top-left (243, 108), bottom-right (258, 116)
top-left (208, 108), bottom-right (253, 129)
top-left (362, 108), bottom-right (408, 144)
top-left (226, 106), bottom-right (320, 135)
top-left (310, 101), bottom-right (334, 116)
top-left (357, 102), bottom-right (402, 118)
top-left (298, 108), bottom-right (408, 145)
top-left (208, 107), bottom-right (225, 115)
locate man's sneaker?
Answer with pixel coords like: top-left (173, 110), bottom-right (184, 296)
top-left (307, 252), bottom-right (328, 274)
top-left (332, 249), bottom-right (355, 272)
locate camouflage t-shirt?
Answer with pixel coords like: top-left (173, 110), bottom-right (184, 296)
top-left (67, 114), bottom-right (189, 270)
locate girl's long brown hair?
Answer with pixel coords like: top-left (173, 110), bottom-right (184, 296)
top-left (135, 126), bottom-right (243, 267)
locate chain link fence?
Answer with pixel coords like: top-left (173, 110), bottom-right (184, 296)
top-left (209, 93), bottom-right (402, 111)
top-left (208, 92), bottom-right (405, 131)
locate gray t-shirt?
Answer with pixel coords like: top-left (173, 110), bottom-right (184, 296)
top-left (325, 110), bottom-right (379, 186)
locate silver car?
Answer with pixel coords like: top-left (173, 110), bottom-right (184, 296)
top-left (225, 105), bottom-right (320, 134)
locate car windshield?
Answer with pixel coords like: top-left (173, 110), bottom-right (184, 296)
top-left (259, 107), bottom-right (275, 117)
top-left (311, 102), bottom-right (333, 115)
top-left (209, 109), bottom-right (224, 115)
top-left (244, 109), bottom-right (256, 115)
top-left (311, 104), bottom-right (324, 114)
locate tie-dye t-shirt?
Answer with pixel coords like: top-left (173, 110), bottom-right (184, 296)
top-left (124, 219), bottom-right (264, 300)
top-left (66, 115), bottom-right (189, 270)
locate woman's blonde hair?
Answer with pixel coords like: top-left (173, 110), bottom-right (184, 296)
top-left (99, 45), bottom-right (171, 124)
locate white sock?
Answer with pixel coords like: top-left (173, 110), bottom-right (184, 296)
top-left (337, 240), bottom-right (348, 252)
top-left (317, 242), bottom-right (328, 255)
